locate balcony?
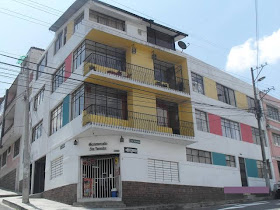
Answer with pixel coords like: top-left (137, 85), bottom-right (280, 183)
top-left (83, 105), bottom-right (194, 138)
top-left (84, 53), bottom-right (190, 94)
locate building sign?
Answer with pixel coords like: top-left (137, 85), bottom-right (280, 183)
top-left (89, 142), bottom-right (107, 151)
top-left (124, 147), bottom-right (138, 154)
top-left (129, 139), bottom-right (141, 144)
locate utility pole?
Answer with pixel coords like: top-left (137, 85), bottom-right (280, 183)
top-left (22, 60), bottom-right (31, 203)
top-left (251, 66), bottom-right (270, 191)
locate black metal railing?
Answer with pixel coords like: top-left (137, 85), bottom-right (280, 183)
top-left (84, 104), bottom-right (194, 137)
top-left (84, 53), bottom-right (190, 94)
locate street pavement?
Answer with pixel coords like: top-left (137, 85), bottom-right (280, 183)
top-left (201, 199), bottom-right (280, 210)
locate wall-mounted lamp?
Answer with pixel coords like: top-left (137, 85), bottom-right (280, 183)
top-left (132, 44), bottom-right (137, 54)
top-left (74, 140), bottom-right (78, 146)
top-left (152, 51), bottom-right (157, 60)
top-left (120, 136), bottom-right (124, 143)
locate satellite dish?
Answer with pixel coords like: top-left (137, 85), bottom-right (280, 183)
top-left (178, 41), bottom-right (190, 52)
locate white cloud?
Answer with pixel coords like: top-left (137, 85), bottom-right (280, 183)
top-left (226, 29), bottom-right (280, 72)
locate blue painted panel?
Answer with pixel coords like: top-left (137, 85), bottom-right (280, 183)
top-left (245, 159), bottom-right (258, 178)
top-left (212, 152), bottom-right (226, 166)
top-left (62, 95), bottom-right (70, 126)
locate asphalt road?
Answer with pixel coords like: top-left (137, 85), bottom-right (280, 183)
top-left (0, 203), bottom-right (13, 210)
top-left (201, 199), bottom-right (280, 210)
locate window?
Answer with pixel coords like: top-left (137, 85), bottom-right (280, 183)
top-left (257, 160), bottom-right (264, 178)
top-left (273, 133), bottom-right (280, 146)
top-left (153, 59), bottom-right (175, 87)
top-left (195, 109), bottom-right (208, 132)
top-left (216, 83), bottom-right (236, 106)
top-left (191, 72), bottom-right (204, 94)
top-left (84, 40), bottom-right (126, 72)
top-left (32, 121), bottom-right (43, 142)
top-left (50, 103), bottom-right (63, 135)
top-left (226, 155), bottom-right (236, 167)
top-left (63, 27), bottom-right (67, 45)
top-left (72, 85), bottom-right (84, 119)
top-left (7, 146), bottom-right (11, 155)
top-left (252, 127), bottom-right (266, 146)
top-left (89, 10), bottom-right (125, 31)
top-left (267, 105), bottom-right (280, 121)
top-left (54, 31), bottom-right (63, 54)
top-left (14, 139), bottom-right (20, 157)
top-left (147, 27), bottom-right (175, 50)
top-left (52, 64), bottom-right (65, 92)
top-left (148, 159), bottom-right (179, 182)
top-left (186, 148), bottom-right (212, 164)
top-left (247, 96), bottom-right (255, 113)
top-left (84, 83), bottom-right (127, 120)
top-left (34, 86), bottom-right (44, 109)
top-left (37, 54), bottom-right (47, 79)
top-left (2, 151), bottom-right (7, 167)
top-left (73, 42), bottom-right (85, 69)
top-left (51, 156), bottom-right (63, 179)
top-left (74, 13), bottom-right (84, 32)
top-left (221, 118), bottom-right (241, 140)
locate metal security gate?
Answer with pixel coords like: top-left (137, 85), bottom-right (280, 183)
top-left (82, 155), bottom-right (120, 199)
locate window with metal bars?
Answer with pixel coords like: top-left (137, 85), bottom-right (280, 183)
top-left (89, 10), bottom-right (125, 31)
top-left (51, 156), bottom-right (63, 179)
top-left (153, 59), bottom-right (175, 86)
top-left (54, 31), bottom-right (63, 54)
top-left (273, 133), bottom-right (280, 146)
top-left (34, 86), bottom-right (44, 109)
top-left (148, 159), bottom-right (179, 182)
top-left (252, 127), bottom-right (266, 146)
top-left (84, 83), bottom-right (127, 120)
top-left (1, 150), bottom-right (7, 167)
top-left (50, 103), bottom-right (63, 135)
top-left (216, 83), bottom-right (236, 106)
top-left (74, 13), bottom-right (84, 32)
top-left (52, 64), bottom-right (65, 92)
top-left (247, 96), bottom-right (255, 113)
top-left (191, 72), bottom-right (204, 94)
top-left (147, 27), bottom-right (175, 50)
top-left (32, 120), bottom-right (43, 142)
top-left (73, 42), bottom-right (85, 70)
top-left (226, 155), bottom-right (236, 167)
top-left (13, 138), bottom-right (20, 158)
top-left (186, 148), bottom-right (212, 164)
top-left (37, 53), bottom-right (47, 79)
top-left (267, 105), bottom-right (280, 121)
top-left (195, 109), bottom-right (208, 132)
top-left (221, 118), bottom-right (241, 140)
top-left (72, 85), bottom-right (84, 119)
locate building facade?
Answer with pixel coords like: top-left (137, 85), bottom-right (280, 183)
top-left (0, 0), bottom-right (276, 207)
top-left (261, 93), bottom-right (280, 183)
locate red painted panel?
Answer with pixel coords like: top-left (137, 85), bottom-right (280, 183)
top-left (208, 113), bottom-right (222, 136)
top-left (240, 123), bottom-right (253, 143)
top-left (64, 53), bottom-right (72, 81)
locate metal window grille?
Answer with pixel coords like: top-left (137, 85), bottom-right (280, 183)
top-left (2, 150), bottom-right (7, 167)
top-left (148, 159), bottom-right (179, 182)
top-left (50, 103), bottom-right (63, 135)
top-left (186, 148), bottom-right (212, 164)
top-left (195, 109), bottom-right (208, 132)
top-left (32, 121), bottom-right (43, 142)
top-left (52, 64), bottom-right (65, 92)
top-left (72, 85), bottom-right (84, 119)
top-left (216, 83), bottom-right (236, 106)
top-left (273, 133), bottom-right (280, 146)
top-left (226, 155), bottom-right (236, 167)
top-left (54, 31), bottom-right (63, 54)
top-left (221, 118), bottom-right (241, 140)
top-left (89, 10), bottom-right (125, 31)
top-left (13, 138), bottom-right (20, 157)
top-left (252, 127), bottom-right (266, 146)
top-left (34, 86), bottom-right (44, 109)
top-left (73, 41), bottom-right (85, 69)
top-left (147, 27), bottom-right (175, 50)
top-left (267, 105), bottom-right (280, 121)
top-left (247, 96), bottom-right (256, 113)
top-left (191, 72), bottom-right (204, 94)
top-left (51, 156), bottom-right (63, 179)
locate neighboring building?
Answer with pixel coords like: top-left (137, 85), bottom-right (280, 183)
top-left (0, 0), bottom-right (276, 207)
top-left (0, 47), bottom-right (44, 191)
top-left (261, 93), bottom-right (280, 183)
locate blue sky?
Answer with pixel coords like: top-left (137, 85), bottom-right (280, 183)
top-left (0, 0), bottom-right (279, 98)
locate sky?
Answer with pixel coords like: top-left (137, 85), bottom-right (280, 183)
top-left (0, 0), bottom-right (279, 98)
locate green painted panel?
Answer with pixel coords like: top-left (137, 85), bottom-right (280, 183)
top-left (62, 95), bottom-right (70, 126)
top-left (212, 152), bottom-right (226, 166)
top-left (245, 158), bottom-right (258, 178)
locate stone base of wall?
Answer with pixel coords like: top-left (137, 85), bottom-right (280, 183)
top-left (122, 181), bottom-right (244, 206)
top-left (0, 169), bottom-right (16, 191)
top-left (43, 184), bottom-right (77, 205)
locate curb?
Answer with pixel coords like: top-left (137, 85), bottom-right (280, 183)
top-left (3, 199), bottom-right (28, 210)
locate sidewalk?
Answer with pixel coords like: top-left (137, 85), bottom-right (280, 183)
top-left (0, 188), bottom-right (21, 198)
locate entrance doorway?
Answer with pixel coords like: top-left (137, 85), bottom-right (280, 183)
top-left (81, 155), bottom-right (120, 199)
top-left (33, 156), bottom-right (46, 194)
top-left (239, 157), bottom-right (248, 187)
